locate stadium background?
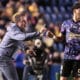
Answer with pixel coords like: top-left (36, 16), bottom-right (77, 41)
top-left (0, 0), bottom-right (80, 80)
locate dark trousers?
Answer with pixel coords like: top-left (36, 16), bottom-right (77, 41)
top-left (16, 67), bottom-right (24, 80)
top-left (22, 65), bottom-right (37, 80)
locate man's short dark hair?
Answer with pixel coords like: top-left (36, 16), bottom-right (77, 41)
top-left (72, 2), bottom-right (80, 11)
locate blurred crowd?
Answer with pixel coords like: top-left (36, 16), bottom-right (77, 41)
top-left (0, 0), bottom-right (79, 80)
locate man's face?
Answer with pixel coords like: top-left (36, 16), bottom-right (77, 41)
top-left (18, 14), bottom-right (28, 31)
top-left (74, 8), bottom-right (80, 21)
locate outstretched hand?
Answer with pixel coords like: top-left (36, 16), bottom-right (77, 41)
top-left (46, 31), bottom-right (54, 38)
top-left (40, 27), bottom-right (47, 33)
top-left (39, 27), bottom-right (47, 37)
top-left (39, 27), bottom-right (56, 39)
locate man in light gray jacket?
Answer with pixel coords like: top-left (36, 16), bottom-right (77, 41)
top-left (0, 11), bottom-right (40, 80)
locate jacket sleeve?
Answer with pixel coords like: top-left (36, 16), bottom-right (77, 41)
top-left (9, 31), bottom-right (40, 41)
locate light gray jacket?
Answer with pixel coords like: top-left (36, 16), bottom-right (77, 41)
top-left (0, 24), bottom-right (40, 58)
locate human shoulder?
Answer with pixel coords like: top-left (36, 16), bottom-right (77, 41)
top-left (6, 23), bottom-right (23, 37)
top-left (6, 22), bottom-right (16, 31)
top-left (62, 19), bottom-right (72, 28)
top-left (62, 19), bottom-right (72, 25)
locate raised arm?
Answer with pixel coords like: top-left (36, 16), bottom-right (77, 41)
top-left (9, 31), bottom-right (40, 41)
